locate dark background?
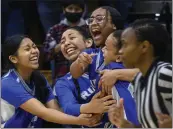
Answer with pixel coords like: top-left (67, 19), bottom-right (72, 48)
top-left (1, 0), bottom-right (172, 73)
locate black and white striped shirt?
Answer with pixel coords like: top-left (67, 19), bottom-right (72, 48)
top-left (132, 60), bottom-right (172, 128)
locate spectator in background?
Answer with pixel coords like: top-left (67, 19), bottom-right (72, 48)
top-left (43, 0), bottom-right (88, 83)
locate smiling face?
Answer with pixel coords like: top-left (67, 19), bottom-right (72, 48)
top-left (103, 33), bottom-right (120, 65)
top-left (88, 8), bottom-right (115, 48)
top-left (60, 29), bottom-right (92, 61)
top-left (10, 38), bottom-right (40, 71)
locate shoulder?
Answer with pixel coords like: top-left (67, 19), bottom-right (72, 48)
top-left (1, 72), bottom-right (33, 108)
top-left (49, 24), bottom-right (60, 30)
top-left (54, 73), bottom-right (73, 88)
top-left (77, 73), bottom-right (90, 85)
top-left (83, 48), bottom-right (99, 54)
top-left (107, 62), bottom-right (125, 69)
top-left (2, 71), bottom-right (21, 90)
top-left (81, 73), bottom-right (90, 80)
top-left (2, 78), bottom-right (20, 91)
top-left (60, 72), bottom-right (73, 82)
top-left (49, 23), bottom-right (68, 33)
top-left (156, 62), bottom-right (172, 76)
top-left (156, 62), bottom-right (172, 88)
top-left (53, 73), bottom-right (76, 95)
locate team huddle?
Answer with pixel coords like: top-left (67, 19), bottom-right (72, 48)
top-left (1, 4), bottom-right (172, 129)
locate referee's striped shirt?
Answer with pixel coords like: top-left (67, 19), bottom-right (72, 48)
top-left (132, 60), bottom-right (172, 128)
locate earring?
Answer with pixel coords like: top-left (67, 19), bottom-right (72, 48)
top-left (116, 55), bottom-right (122, 62)
top-left (113, 25), bottom-right (116, 30)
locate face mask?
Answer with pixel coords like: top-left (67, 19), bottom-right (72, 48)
top-left (64, 12), bottom-right (83, 23)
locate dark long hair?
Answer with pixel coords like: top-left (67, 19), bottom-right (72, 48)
top-left (101, 6), bottom-right (124, 29)
top-left (3, 35), bottom-right (27, 69)
top-left (3, 34), bottom-right (49, 104)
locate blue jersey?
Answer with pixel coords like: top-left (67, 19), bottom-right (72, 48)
top-left (53, 72), bottom-right (113, 128)
top-left (1, 69), bottom-right (55, 128)
top-left (53, 73), bottom-right (96, 116)
top-left (83, 48), bottom-right (104, 88)
top-left (96, 62), bottom-right (140, 126)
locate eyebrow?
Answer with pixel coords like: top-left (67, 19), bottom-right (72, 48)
top-left (90, 14), bottom-right (105, 18)
top-left (23, 45), bottom-right (30, 48)
top-left (68, 33), bottom-right (75, 36)
top-left (121, 39), bottom-right (127, 44)
top-left (32, 43), bottom-right (36, 46)
top-left (61, 32), bottom-right (76, 40)
top-left (20, 44), bottom-right (30, 47)
top-left (23, 43), bottom-right (36, 48)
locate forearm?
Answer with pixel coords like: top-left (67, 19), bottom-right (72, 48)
top-left (20, 98), bottom-right (81, 125)
top-left (41, 108), bottom-right (80, 125)
top-left (70, 61), bottom-right (85, 79)
top-left (80, 103), bottom-right (93, 114)
top-left (46, 99), bottom-right (61, 110)
top-left (114, 68), bottom-right (140, 82)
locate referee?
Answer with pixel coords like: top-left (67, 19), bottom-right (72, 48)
top-left (108, 19), bottom-right (172, 128)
